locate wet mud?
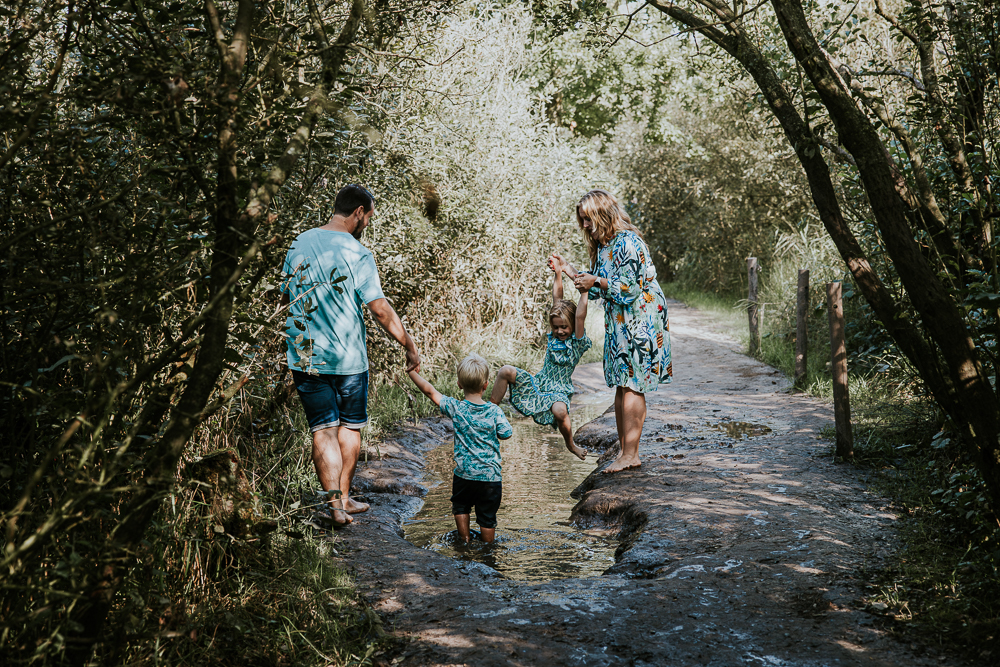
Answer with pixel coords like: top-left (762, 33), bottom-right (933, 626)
top-left (403, 390), bottom-right (617, 582)
top-left (328, 300), bottom-right (970, 666)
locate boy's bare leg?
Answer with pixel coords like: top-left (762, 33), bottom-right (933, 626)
top-left (312, 427), bottom-right (351, 525)
top-left (454, 513), bottom-right (472, 543)
top-left (480, 527), bottom-right (496, 543)
top-left (337, 426), bottom-right (368, 514)
top-left (489, 365), bottom-right (518, 404)
top-left (551, 402), bottom-right (586, 460)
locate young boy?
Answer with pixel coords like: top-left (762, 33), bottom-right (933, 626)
top-left (408, 353), bottom-right (513, 543)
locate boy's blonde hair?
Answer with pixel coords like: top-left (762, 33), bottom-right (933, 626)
top-left (549, 299), bottom-right (577, 326)
top-left (456, 353), bottom-right (490, 390)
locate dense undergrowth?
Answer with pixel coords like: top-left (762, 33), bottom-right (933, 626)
top-left (6, 1), bottom-right (999, 664)
top-left (1, 3), bottom-right (608, 664)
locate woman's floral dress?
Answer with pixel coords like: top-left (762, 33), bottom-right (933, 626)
top-left (508, 333), bottom-right (592, 427)
top-left (589, 230), bottom-right (672, 392)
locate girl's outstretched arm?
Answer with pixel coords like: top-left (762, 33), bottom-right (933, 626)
top-left (549, 253), bottom-right (579, 281)
top-left (574, 292), bottom-right (588, 338)
top-left (407, 369), bottom-right (442, 407)
top-left (552, 265), bottom-right (564, 304)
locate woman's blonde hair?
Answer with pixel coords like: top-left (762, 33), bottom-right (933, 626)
top-left (549, 299), bottom-right (577, 326)
top-left (456, 352), bottom-right (490, 391)
top-left (576, 189), bottom-right (643, 264)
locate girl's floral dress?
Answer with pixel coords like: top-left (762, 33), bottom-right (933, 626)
top-left (508, 333), bottom-right (592, 427)
top-left (589, 230), bottom-right (672, 392)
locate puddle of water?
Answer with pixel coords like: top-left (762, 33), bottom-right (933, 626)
top-left (404, 391), bottom-right (617, 582)
top-left (712, 421), bottom-right (772, 439)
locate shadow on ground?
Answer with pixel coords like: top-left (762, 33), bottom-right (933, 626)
top-left (327, 300), bottom-right (969, 667)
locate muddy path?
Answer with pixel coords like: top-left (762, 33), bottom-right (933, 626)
top-left (330, 300), bottom-right (964, 666)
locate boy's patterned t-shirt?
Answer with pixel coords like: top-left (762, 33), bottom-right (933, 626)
top-left (439, 396), bottom-right (513, 482)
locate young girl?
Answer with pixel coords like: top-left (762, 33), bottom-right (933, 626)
top-left (489, 259), bottom-right (591, 460)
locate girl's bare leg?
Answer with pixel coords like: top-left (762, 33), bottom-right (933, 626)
top-left (480, 527), bottom-right (496, 543)
top-left (604, 387), bottom-right (645, 473)
top-left (489, 365), bottom-right (518, 404)
top-left (551, 402), bottom-right (586, 460)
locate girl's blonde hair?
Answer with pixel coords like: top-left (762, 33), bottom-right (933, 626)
top-left (576, 189), bottom-right (643, 265)
top-left (456, 352), bottom-right (490, 390)
top-left (549, 299), bottom-right (577, 326)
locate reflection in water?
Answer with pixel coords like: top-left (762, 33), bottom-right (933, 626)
top-left (712, 420), bottom-right (772, 439)
top-left (404, 392), bottom-right (617, 582)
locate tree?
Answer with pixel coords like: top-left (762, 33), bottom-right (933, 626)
top-left (599, 0), bottom-right (1000, 512)
top-left (2, 2), bottom-right (615, 661)
top-left (0, 0), bottom-right (377, 661)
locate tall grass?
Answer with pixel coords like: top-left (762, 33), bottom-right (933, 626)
top-left (97, 385), bottom-right (389, 666)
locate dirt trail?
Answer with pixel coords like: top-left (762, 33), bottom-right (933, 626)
top-left (332, 300), bottom-right (964, 666)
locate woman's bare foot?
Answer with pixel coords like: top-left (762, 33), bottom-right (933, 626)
top-left (601, 456), bottom-right (641, 474)
top-left (344, 497), bottom-right (369, 514)
top-left (567, 442), bottom-right (588, 461)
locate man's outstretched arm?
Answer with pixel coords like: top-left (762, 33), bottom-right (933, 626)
top-left (367, 297), bottom-right (420, 372)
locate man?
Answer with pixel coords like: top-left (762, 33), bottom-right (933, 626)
top-left (282, 184), bottom-right (420, 526)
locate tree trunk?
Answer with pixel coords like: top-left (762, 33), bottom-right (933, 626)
top-left (65, 2), bottom-right (366, 661)
top-left (647, 0), bottom-right (1000, 514)
top-left (770, 0), bottom-right (1000, 517)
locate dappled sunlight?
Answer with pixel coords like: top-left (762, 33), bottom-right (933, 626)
top-left (834, 639), bottom-right (869, 654)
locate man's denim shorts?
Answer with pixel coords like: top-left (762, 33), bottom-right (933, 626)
top-left (292, 370), bottom-right (369, 432)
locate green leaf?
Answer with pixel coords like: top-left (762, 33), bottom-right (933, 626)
top-left (966, 293), bottom-right (1000, 308)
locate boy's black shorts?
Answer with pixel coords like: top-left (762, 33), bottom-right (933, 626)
top-left (450, 475), bottom-right (502, 529)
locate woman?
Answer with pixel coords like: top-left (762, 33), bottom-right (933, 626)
top-left (551, 189), bottom-right (671, 473)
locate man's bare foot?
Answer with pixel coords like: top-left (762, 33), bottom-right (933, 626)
top-left (601, 457), bottom-right (641, 474)
top-left (327, 505), bottom-right (353, 526)
top-left (344, 497), bottom-right (369, 514)
top-left (567, 443), bottom-right (588, 461)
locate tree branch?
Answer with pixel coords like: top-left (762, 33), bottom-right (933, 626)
top-left (244, 0), bottom-right (365, 222)
top-left (873, 0), bottom-right (920, 45)
top-left (647, 1), bottom-right (736, 53)
top-left (0, 1), bottom-right (74, 170)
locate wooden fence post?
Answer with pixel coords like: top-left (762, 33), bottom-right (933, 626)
top-left (747, 257), bottom-right (759, 355)
top-left (827, 281), bottom-right (853, 460)
top-left (795, 269), bottom-right (809, 387)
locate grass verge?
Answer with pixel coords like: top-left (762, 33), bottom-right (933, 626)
top-left (96, 387), bottom-right (393, 666)
top-left (853, 422), bottom-right (1000, 664)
